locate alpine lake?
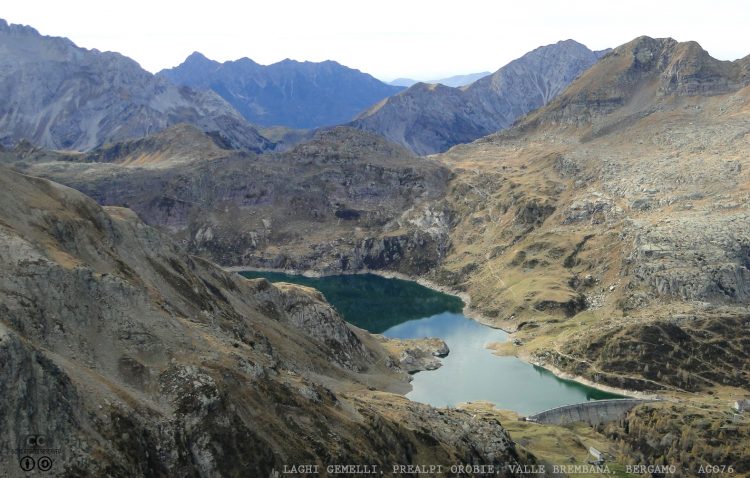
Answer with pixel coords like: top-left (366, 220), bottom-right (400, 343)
top-left (241, 271), bottom-right (623, 415)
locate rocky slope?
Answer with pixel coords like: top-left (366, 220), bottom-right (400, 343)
top-left (159, 52), bottom-right (404, 129)
top-left (4, 34), bottom-right (750, 472)
top-left (0, 19), bottom-right (271, 152)
top-left (429, 34), bottom-right (750, 414)
top-left (0, 166), bottom-right (528, 476)
top-left (351, 40), bottom-right (608, 155)
top-left (419, 36), bottom-right (750, 472)
top-left (9, 36), bottom-right (750, 403)
top-left (6, 126), bottom-right (454, 275)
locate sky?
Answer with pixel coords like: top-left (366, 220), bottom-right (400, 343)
top-left (3, 1), bottom-right (750, 81)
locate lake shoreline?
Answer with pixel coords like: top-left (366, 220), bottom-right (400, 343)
top-left (224, 266), bottom-right (509, 331)
top-left (227, 265), bottom-right (647, 400)
top-left (519, 351), bottom-right (662, 401)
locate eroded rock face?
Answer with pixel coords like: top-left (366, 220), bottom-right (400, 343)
top-left (628, 214), bottom-right (750, 304)
top-left (249, 280), bottom-right (373, 370)
top-left (0, 167), bottom-right (526, 475)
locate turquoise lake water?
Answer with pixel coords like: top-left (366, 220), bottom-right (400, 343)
top-left (241, 271), bottom-right (623, 415)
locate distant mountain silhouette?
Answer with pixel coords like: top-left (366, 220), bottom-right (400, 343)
top-left (389, 72), bottom-right (492, 88)
top-left (159, 53), bottom-right (404, 129)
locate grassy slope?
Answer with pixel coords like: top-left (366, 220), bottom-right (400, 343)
top-left (429, 38), bottom-right (750, 473)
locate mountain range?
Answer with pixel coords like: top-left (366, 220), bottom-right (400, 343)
top-left (388, 71), bottom-right (492, 87)
top-left (0, 19), bottom-right (271, 152)
top-left (2, 14), bottom-right (750, 473)
top-left (0, 18), bottom-right (610, 157)
top-left (10, 33), bottom-right (750, 472)
top-left (159, 53), bottom-right (404, 129)
top-left (351, 40), bottom-right (609, 155)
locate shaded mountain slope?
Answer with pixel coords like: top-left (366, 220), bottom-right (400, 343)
top-left (350, 40), bottom-right (607, 154)
top-left (0, 166), bottom-right (528, 475)
top-left (159, 53), bottom-right (404, 129)
top-left (0, 19), bottom-right (271, 152)
top-left (7, 126), bottom-right (454, 274)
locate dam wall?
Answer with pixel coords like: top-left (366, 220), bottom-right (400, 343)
top-left (526, 399), bottom-right (657, 426)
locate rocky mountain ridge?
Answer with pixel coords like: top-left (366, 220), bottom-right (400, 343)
top-left (350, 40), bottom-right (608, 154)
top-left (514, 36), bottom-right (750, 131)
top-left (159, 52), bottom-right (404, 129)
top-left (431, 34), bottom-right (750, 406)
top-left (0, 19), bottom-right (272, 152)
top-left (6, 125), bottom-right (454, 274)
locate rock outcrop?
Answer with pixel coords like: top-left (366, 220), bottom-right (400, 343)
top-left (0, 19), bottom-right (272, 152)
top-left (376, 336), bottom-right (450, 373)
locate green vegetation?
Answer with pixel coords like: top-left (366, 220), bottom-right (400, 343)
top-left (602, 403), bottom-right (750, 475)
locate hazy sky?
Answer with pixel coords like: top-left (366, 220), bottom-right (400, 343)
top-left (3, 1), bottom-right (749, 81)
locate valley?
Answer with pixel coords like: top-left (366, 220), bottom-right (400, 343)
top-left (240, 271), bottom-right (624, 414)
top-left (0, 12), bottom-right (749, 477)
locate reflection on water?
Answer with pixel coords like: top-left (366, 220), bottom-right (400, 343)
top-left (241, 271), bottom-right (462, 333)
top-left (383, 312), bottom-right (620, 414)
top-left (241, 271), bottom-right (623, 414)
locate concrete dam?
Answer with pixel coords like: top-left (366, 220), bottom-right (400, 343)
top-left (525, 399), bottom-right (658, 426)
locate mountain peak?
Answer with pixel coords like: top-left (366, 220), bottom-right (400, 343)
top-left (350, 40), bottom-right (603, 154)
top-left (556, 39), bottom-right (587, 47)
top-left (181, 51), bottom-right (220, 68)
top-left (159, 55), bottom-right (402, 129)
top-left (0, 18), bottom-right (40, 36)
top-left (0, 21), bottom-right (271, 152)
top-left (606, 35), bottom-right (745, 93)
top-left (234, 56), bottom-right (259, 66)
top-left (511, 35), bottom-right (750, 135)
top-left (186, 51), bottom-right (210, 61)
